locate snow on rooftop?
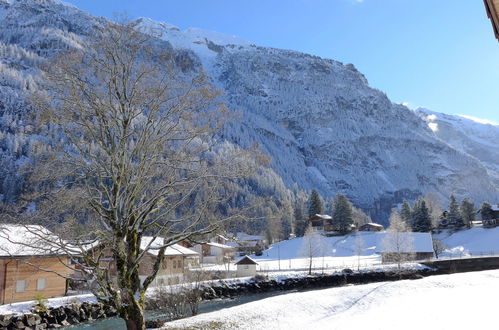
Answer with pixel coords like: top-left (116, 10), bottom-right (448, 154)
top-left (314, 214), bottom-right (332, 220)
top-left (140, 236), bottom-right (198, 256)
top-left (0, 224), bottom-right (68, 257)
top-left (206, 242), bottom-right (234, 250)
top-left (235, 232), bottom-right (264, 242)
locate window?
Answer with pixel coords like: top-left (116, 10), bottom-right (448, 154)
top-left (177, 260), bottom-right (182, 268)
top-left (172, 260), bottom-right (176, 269)
top-left (37, 278), bottom-right (46, 290)
top-left (16, 280), bottom-right (27, 292)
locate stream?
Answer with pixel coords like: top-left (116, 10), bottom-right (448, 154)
top-left (64, 289), bottom-right (298, 329)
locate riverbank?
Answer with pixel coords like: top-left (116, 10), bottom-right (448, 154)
top-left (0, 267), bottom-right (438, 329)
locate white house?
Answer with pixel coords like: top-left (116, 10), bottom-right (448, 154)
top-left (192, 242), bottom-right (235, 264)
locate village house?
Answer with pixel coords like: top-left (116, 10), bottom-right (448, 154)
top-left (0, 224), bottom-right (72, 304)
top-left (358, 223), bottom-right (384, 232)
top-left (230, 232), bottom-right (266, 256)
top-left (478, 205), bottom-right (499, 228)
top-left (191, 242), bottom-right (235, 264)
top-left (91, 236), bottom-right (199, 286)
top-left (308, 214), bottom-right (355, 236)
top-left (308, 214), bottom-right (333, 232)
top-left (138, 237), bottom-right (200, 286)
top-left (378, 232), bottom-right (434, 263)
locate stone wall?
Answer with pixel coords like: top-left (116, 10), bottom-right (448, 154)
top-left (0, 301), bottom-right (117, 329)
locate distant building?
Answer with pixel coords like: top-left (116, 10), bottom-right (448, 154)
top-left (90, 237), bottom-right (199, 286)
top-left (227, 232), bottom-right (266, 256)
top-left (0, 225), bottom-right (72, 304)
top-left (477, 205), bottom-right (499, 228)
top-left (378, 232), bottom-right (434, 263)
top-left (191, 242), bottom-right (235, 264)
top-left (235, 255), bottom-right (258, 277)
top-left (308, 214), bottom-right (355, 236)
top-left (358, 223), bottom-right (384, 232)
top-left (308, 214), bottom-right (332, 232)
top-left (138, 238), bottom-right (200, 286)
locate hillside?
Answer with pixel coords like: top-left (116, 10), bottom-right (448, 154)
top-left (254, 231), bottom-right (432, 260)
top-left (0, 0), bottom-right (498, 223)
top-left (436, 226), bottom-right (499, 256)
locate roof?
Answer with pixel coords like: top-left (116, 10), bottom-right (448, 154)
top-left (140, 236), bottom-right (199, 257)
top-left (235, 232), bottom-right (264, 242)
top-left (310, 214), bottom-right (332, 220)
top-left (492, 205), bottom-right (499, 211)
top-left (484, 0), bottom-right (499, 41)
top-left (376, 232), bottom-right (434, 254)
top-left (235, 255), bottom-right (258, 265)
top-left (0, 224), bottom-right (69, 257)
top-left (361, 223), bottom-right (384, 228)
top-left (205, 242), bottom-right (234, 250)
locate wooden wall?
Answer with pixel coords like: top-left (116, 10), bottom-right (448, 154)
top-left (0, 257), bottom-right (71, 304)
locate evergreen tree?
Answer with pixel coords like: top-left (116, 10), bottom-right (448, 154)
top-left (308, 189), bottom-right (324, 218)
top-left (447, 194), bottom-right (464, 227)
top-left (412, 198), bottom-right (432, 232)
top-left (332, 194), bottom-right (353, 234)
top-left (400, 200), bottom-right (413, 228)
top-left (480, 201), bottom-right (494, 220)
top-left (294, 203), bottom-right (307, 237)
top-left (460, 198), bottom-right (475, 228)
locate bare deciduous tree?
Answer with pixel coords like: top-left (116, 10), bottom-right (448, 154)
top-left (353, 232), bottom-right (365, 271)
top-left (432, 238), bottom-right (447, 259)
top-left (11, 21), bottom-right (262, 330)
top-left (300, 226), bottom-right (327, 275)
top-left (382, 209), bottom-right (414, 271)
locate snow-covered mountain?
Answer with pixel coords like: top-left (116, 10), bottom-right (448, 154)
top-left (0, 0), bottom-right (498, 222)
top-left (417, 108), bottom-right (499, 186)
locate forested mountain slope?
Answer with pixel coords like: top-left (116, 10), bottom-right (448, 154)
top-left (0, 0), bottom-right (497, 223)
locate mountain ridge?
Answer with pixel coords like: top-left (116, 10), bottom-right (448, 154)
top-left (0, 0), bottom-right (497, 223)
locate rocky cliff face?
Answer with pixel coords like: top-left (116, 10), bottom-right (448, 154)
top-left (0, 0), bottom-right (497, 221)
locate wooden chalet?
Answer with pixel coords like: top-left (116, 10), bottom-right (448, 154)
top-left (358, 223), bottom-right (384, 232)
top-left (308, 214), bottom-right (333, 232)
top-left (484, 0), bottom-right (499, 41)
top-left (477, 205), bottom-right (499, 228)
top-left (0, 225), bottom-right (72, 304)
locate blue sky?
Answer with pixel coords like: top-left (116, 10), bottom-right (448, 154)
top-left (64, 0), bottom-right (499, 123)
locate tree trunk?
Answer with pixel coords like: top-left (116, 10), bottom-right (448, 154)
top-left (122, 301), bottom-right (146, 330)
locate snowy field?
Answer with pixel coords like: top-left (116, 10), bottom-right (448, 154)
top-left (202, 231), bottom-right (430, 275)
top-left (436, 226), bottom-right (499, 257)
top-left (164, 269), bottom-right (499, 330)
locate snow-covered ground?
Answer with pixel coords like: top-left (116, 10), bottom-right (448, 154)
top-left (165, 269), bottom-right (499, 330)
top-left (436, 226), bottom-right (499, 257)
top-left (203, 231), bottom-right (432, 275)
